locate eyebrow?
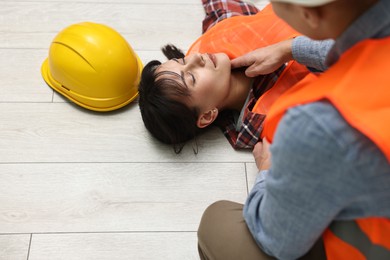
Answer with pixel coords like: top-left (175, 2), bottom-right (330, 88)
top-left (172, 57), bottom-right (184, 64)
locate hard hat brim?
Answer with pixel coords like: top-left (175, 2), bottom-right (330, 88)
top-left (41, 54), bottom-right (143, 112)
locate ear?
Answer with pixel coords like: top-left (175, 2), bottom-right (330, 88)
top-left (300, 6), bottom-right (321, 29)
top-left (197, 108), bottom-right (218, 128)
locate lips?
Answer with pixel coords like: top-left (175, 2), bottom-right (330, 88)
top-left (207, 53), bottom-right (216, 68)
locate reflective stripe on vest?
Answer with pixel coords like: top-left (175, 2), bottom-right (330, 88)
top-left (324, 220), bottom-right (390, 259)
top-left (262, 38), bottom-right (390, 259)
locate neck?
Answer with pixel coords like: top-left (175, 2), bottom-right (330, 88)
top-left (222, 69), bottom-right (252, 111)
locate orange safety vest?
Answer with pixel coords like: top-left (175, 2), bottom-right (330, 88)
top-left (263, 37), bottom-right (390, 259)
top-left (188, 4), bottom-right (297, 59)
top-left (187, 5), bottom-right (311, 116)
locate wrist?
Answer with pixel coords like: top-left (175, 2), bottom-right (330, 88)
top-left (281, 38), bottom-right (294, 63)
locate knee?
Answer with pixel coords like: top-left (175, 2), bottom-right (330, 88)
top-left (202, 200), bottom-right (232, 218)
top-left (197, 200), bottom-right (234, 258)
top-left (198, 200), bottom-right (242, 241)
top-left (199, 200), bottom-right (232, 227)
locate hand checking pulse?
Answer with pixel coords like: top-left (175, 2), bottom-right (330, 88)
top-left (231, 39), bottom-right (294, 77)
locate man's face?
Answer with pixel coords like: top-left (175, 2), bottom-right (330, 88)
top-left (272, 2), bottom-right (328, 40)
top-left (156, 52), bottom-right (232, 112)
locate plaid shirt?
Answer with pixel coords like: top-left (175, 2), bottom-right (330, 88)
top-left (202, 0), bottom-right (259, 33)
top-left (201, 0), bottom-right (284, 149)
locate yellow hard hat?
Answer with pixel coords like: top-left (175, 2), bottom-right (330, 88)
top-left (41, 22), bottom-right (142, 112)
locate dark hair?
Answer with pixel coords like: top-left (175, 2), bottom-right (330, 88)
top-left (138, 44), bottom-right (206, 153)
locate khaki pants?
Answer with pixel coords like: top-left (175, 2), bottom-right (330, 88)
top-left (198, 200), bottom-right (326, 260)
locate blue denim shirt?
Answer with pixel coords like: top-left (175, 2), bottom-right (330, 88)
top-left (243, 1), bottom-right (390, 259)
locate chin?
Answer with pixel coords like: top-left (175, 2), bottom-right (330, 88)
top-left (216, 53), bottom-right (231, 69)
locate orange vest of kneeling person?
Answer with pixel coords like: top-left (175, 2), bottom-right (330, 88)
top-left (262, 37), bottom-right (390, 259)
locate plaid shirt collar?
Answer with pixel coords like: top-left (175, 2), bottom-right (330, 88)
top-left (215, 67), bottom-right (284, 149)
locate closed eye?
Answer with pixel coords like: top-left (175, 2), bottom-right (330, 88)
top-left (172, 57), bottom-right (195, 85)
top-left (189, 73), bottom-right (196, 85)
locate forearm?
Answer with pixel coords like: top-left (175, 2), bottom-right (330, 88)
top-left (292, 36), bottom-right (334, 72)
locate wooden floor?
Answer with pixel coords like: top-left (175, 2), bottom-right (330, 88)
top-left (0, 0), bottom-right (268, 259)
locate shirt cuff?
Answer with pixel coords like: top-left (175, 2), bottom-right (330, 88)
top-left (292, 36), bottom-right (334, 72)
